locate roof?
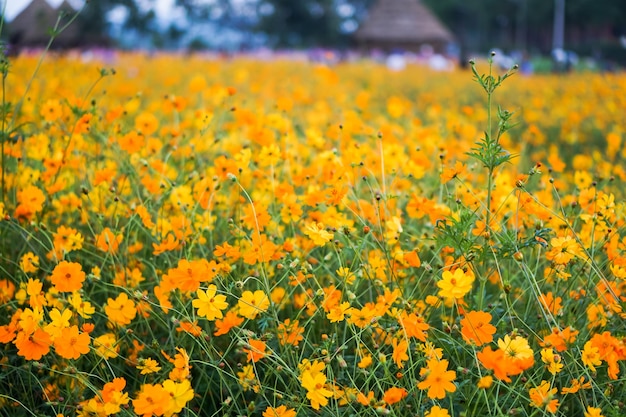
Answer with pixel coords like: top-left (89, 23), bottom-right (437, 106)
top-left (9, 0), bottom-right (81, 48)
top-left (355, 0), bottom-right (454, 45)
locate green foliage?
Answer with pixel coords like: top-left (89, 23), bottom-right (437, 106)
top-left (253, 0), bottom-right (371, 47)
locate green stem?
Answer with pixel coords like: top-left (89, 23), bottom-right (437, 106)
top-left (1, 68), bottom-right (5, 204)
top-left (485, 58), bottom-right (494, 232)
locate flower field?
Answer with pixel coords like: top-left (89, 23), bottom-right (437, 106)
top-left (0, 53), bottom-right (625, 417)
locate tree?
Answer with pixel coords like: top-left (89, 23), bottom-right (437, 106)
top-left (251, 0), bottom-right (375, 48)
top-left (79, 0), bottom-right (157, 45)
top-left (174, 0), bottom-right (374, 48)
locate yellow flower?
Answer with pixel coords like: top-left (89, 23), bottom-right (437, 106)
top-left (477, 375), bottom-right (493, 389)
top-left (44, 308), bottom-right (72, 340)
top-left (237, 364), bottom-right (259, 392)
top-left (93, 333), bottom-right (118, 359)
top-left (20, 252), bottom-right (40, 274)
top-left (357, 354), bottom-right (372, 369)
top-left (192, 284), bottom-right (228, 321)
top-left (137, 358), bottom-right (161, 375)
top-left (425, 405), bottom-right (451, 417)
top-left (336, 267), bottom-right (356, 285)
top-left (258, 144), bottom-right (282, 167)
top-left (497, 335), bottom-right (533, 360)
top-left (162, 379), bottom-right (194, 414)
top-left (581, 341), bottom-right (602, 372)
top-left (326, 301), bottom-right (350, 323)
top-left (68, 292), bottom-right (95, 319)
top-left (437, 269), bottom-right (474, 299)
top-left (301, 370), bottom-right (333, 410)
top-left (584, 406), bottom-right (605, 417)
top-left (238, 290), bottom-right (270, 320)
top-left (304, 222), bottom-right (333, 246)
top-left (546, 236), bottom-right (579, 265)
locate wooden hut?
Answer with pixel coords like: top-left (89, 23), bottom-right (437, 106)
top-left (355, 0), bottom-right (455, 54)
top-left (9, 0), bottom-right (82, 49)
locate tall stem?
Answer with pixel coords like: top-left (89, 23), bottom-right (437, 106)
top-left (485, 59), bottom-right (494, 239)
top-left (1, 69), bottom-right (5, 204)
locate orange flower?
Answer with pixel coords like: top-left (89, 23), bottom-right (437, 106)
top-left (54, 325), bottom-right (90, 359)
top-left (242, 233), bottom-right (280, 265)
top-left (214, 310), bottom-right (244, 336)
top-left (167, 347), bottom-right (192, 382)
top-left (529, 380), bottom-right (559, 414)
top-left (440, 161), bottom-right (466, 183)
top-left (276, 318), bottom-right (304, 346)
top-left (213, 241), bottom-right (241, 260)
top-left (0, 279), bottom-right (16, 303)
top-left (118, 131), bottom-right (146, 154)
top-left (132, 383), bottom-right (170, 417)
top-left (243, 339), bottom-right (267, 363)
top-left (263, 405), bottom-right (297, 417)
top-left (134, 112), bottom-right (159, 136)
top-left (561, 376), bottom-right (591, 394)
top-left (541, 326), bottom-right (578, 352)
top-left (425, 405), bottom-right (451, 417)
top-left (15, 185), bottom-right (46, 219)
top-left (539, 292), bottom-right (563, 316)
top-left (176, 320), bottom-right (202, 337)
top-left (355, 390), bottom-right (374, 406)
top-left (382, 387), bottom-right (407, 405)
top-left (417, 358), bottom-right (457, 399)
top-left (165, 259), bottom-right (218, 292)
top-left (95, 228), bottom-right (123, 253)
top-left (476, 346), bottom-right (506, 380)
top-left (152, 233), bottom-right (180, 255)
top-left (588, 331), bottom-right (624, 379)
top-left (14, 328), bottom-right (52, 360)
top-left (460, 311), bottom-right (496, 346)
top-left (392, 337), bottom-right (409, 368)
top-left (0, 321), bottom-right (18, 344)
top-left (105, 292), bottom-right (137, 326)
top-left (403, 250), bottom-right (421, 267)
top-left (50, 261), bottom-right (86, 292)
top-left (41, 99), bottom-right (63, 121)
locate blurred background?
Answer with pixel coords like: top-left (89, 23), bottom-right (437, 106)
top-left (1, 0), bottom-right (626, 70)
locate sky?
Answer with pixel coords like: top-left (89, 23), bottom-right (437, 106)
top-left (1, 0), bottom-right (177, 22)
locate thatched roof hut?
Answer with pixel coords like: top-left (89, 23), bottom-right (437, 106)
top-left (355, 0), bottom-right (455, 53)
top-left (9, 0), bottom-right (82, 49)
